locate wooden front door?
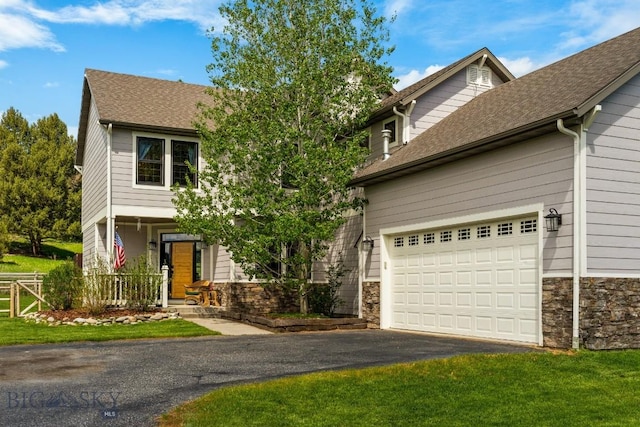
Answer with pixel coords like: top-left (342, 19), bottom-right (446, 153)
top-left (171, 242), bottom-right (194, 298)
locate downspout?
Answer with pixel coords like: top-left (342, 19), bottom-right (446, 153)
top-left (392, 100), bottom-right (416, 145)
top-left (557, 118), bottom-right (581, 349)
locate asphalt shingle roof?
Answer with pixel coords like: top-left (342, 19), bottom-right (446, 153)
top-left (352, 26), bottom-right (640, 186)
top-left (84, 69), bottom-right (211, 131)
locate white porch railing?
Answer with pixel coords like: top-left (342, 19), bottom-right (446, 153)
top-left (93, 265), bottom-right (169, 308)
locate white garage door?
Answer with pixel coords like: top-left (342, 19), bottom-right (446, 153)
top-left (389, 216), bottom-right (539, 343)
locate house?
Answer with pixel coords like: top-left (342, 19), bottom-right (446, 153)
top-left (352, 27), bottom-right (640, 350)
top-left (74, 47), bottom-right (515, 315)
top-left (75, 69), bottom-right (361, 314)
top-left (76, 26), bottom-right (640, 350)
top-left (74, 47), bottom-right (511, 316)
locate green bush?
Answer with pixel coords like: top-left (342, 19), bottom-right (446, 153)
top-left (120, 255), bottom-right (161, 311)
top-left (82, 256), bottom-right (112, 315)
top-left (0, 220), bottom-right (8, 262)
top-left (308, 256), bottom-right (345, 316)
top-left (42, 261), bottom-right (83, 310)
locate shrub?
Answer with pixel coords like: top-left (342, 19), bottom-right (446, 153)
top-left (42, 261), bottom-right (83, 310)
top-left (308, 256), bottom-right (346, 316)
top-left (120, 255), bottom-right (161, 311)
top-left (83, 256), bottom-right (112, 315)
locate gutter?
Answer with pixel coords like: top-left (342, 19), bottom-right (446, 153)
top-left (351, 112), bottom-right (579, 187)
top-left (556, 118), bottom-right (582, 350)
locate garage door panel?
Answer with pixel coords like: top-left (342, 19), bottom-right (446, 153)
top-left (476, 248), bottom-right (493, 263)
top-left (497, 246), bottom-right (515, 262)
top-left (439, 314), bottom-right (454, 329)
top-left (497, 269), bottom-right (515, 285)
top-left (389, 215), bottom-right (539, 344)
top-left (439, 293), bottom-right (453, 306)
top-left (476, 293), bottom-right (492, 308)
top-left (496, 293), bottom-right (515, 309)
top-left (456, 292), bottom-right (472, 307)
top-left (456, 250), bottom-right (472, 264)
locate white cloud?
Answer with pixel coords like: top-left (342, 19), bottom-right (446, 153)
top-left (560, 0), bottom-right (640, 50)
top-left (0, 10), bottom-right (64, 52)
top-left (43, 81), bottom-right (60, 88)
top-left (394, 65), bottom-right (444, 90)
top-left (0, 59), bottom-right (8, 69)
top-left (28, 0), bottom-right (224, 31)
top-left (497, 56), bottom-right (539, 77)
top-left (384, 0), bottom-right (414, 18)
top-left (0, 0), bottom-right (225, 54)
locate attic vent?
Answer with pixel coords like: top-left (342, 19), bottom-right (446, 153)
top-left (467, 65), bottom-right (491, 87)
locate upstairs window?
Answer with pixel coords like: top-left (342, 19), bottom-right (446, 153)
top-left (172, 140), bottom-right (198, 187)
top-left (383, 118), bottom-right (397, 146)
top-left (467, 65), bottom-right (491, 87)
top-left (137, 137), bottom-right (164, 185)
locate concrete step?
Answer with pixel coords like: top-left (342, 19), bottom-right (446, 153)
top-left (163, 305), bottom-right (225, 319)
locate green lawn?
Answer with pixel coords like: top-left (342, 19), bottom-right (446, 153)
top-left (0, 238), bottom-right (82, 273)
top-left (0, 317), bottom-right (218, 346)
top-left (160, 350), bottom-right (640, 427)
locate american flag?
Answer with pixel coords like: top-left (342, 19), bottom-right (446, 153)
top-left (114, 231), bottom-right (126, 270)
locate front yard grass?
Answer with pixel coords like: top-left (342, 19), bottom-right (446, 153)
top-left (160, 350), bottom-right (640, 427)
top-left (0, 317), bottom-right (218, 346)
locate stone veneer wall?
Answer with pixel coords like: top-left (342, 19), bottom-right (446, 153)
top-left (580, 277), bottom-right (640, 350)
top-left (542, 278), bottom-right (573, 348)
top-left (361, 281), bottom-right (380, 328)
top-left (210, 282), bottom-right (298, 314)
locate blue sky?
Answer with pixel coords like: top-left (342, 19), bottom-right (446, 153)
top-left (1, 0), bottom-right (640, 138)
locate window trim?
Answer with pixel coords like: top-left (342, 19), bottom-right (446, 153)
top-left (382, 118), bottom-right (398, 147)
top-left (135, 136), bottom-right (165, 186)
top-left (131, 132), bottom-right (200, 190)
top-left (171, 139), bottom-right (199, 188)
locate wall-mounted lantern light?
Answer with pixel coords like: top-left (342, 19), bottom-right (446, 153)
top-left (149, 240), bottom-right (158, 250)
top-left (362, 236), bottom-right (374, 251)
top-left (544, 208), bottom-right (562, 232)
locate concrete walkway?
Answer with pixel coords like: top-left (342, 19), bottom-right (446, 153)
top-left (184, 317), bottom-right (272, 335)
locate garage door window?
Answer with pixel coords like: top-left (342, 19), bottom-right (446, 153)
top-left (521, 219), bottom-right (537, 233)
top-left (497, 222), bottom-right (513, 236)
top-left (424, 233), bottom-right (435, 244)
top-left (440, 231), bottom-right (452, 242)
top-left (477, 225), bottom-right (491, 238)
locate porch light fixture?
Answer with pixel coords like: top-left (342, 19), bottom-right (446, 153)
top-left (362, 236), bottom-right (374, 251)
top-left (544, 208), bottom-right (562, 232)
top-left (148, 240), bottom-right (157, 250)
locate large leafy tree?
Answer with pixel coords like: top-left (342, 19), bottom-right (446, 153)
top-left (174, 0), bottom-right (394, 311)
top-left (0, 109), bottom-right (81, 255)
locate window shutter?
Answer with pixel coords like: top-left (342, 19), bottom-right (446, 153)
top-left (480, 68), bottom-right (491, 86)
top-left (467, 65), bottom-right (478, 84)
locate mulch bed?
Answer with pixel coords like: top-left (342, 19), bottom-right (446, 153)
top-left (36, 307), bottom-right (162, 321)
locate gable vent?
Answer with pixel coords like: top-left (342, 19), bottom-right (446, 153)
top-left (467, 65), bottom-right (491, 87)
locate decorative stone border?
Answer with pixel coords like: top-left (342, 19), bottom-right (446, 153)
top-left (23, 312), bottom-right (182, 326)
top-left (241, 313), bottom-right (368, 332)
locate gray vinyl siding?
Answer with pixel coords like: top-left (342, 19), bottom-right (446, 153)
top-left (83, 224), bottom-right (95, 262)
top-left (585, 74), bottom-right (640, 274)
top-left (411, 69), bottom-right (504, 137)
top-left (213, 246), bottom-right (232, 282)
top-left (81, 99), bottom-right (108, 228)
top-left (369, 68), bottom-right (506, 159)
top-left (363, 134), bottom-right (575, 279)
top-left (111, 128), bottom-right (175, 210)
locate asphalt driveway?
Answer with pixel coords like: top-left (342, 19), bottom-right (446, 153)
top-left (0, 330), bottom-right (535, 427)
